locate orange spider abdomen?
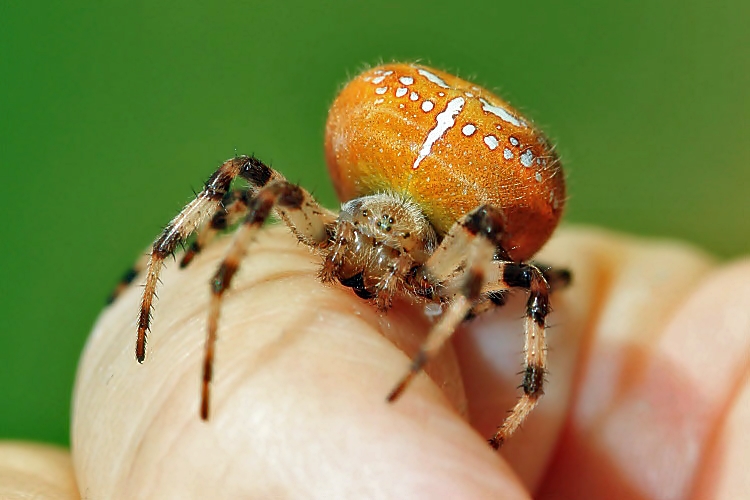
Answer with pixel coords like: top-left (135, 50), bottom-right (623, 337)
top-left (324, 63), bottom-right (565, 262)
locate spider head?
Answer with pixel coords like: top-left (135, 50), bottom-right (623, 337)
top-left (341, 192), bottom-right (437, 260)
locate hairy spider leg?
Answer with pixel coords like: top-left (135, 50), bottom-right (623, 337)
top-left (109, 187), bottom-right (286, 303)
top-left (136, 155), bottom-right (283, 362)
top-left (386, 205), bottom-right (509, 401)
top-left (202, 177), bottom-right (335, 419)
top-left (179, 188), bottom-right (252, 268)
top-left (386, 205), bottom-right (555, 448)
top-left (485, 262), bottom-right (552, 448)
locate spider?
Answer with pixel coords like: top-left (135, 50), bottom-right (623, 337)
top-left (112, 63), bottom-right (570, 449)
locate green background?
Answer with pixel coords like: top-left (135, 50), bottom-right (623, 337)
top-left (1, 1), bottom-right (748, 446)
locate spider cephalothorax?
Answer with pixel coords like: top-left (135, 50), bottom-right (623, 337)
top-left (112, 63), bottom-right (570, 448)
top-left (320, 193), bottom-right (438, 308)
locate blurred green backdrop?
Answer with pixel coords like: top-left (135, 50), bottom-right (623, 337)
top-left (1, 1), bottom-right (748, 446)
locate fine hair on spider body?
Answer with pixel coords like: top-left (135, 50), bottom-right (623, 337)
top-left (111, 63), bottom-right (571, 449)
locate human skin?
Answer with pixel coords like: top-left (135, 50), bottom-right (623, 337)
top-left (2, 226), bottom-right (748, 498)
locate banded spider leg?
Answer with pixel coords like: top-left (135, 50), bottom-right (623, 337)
top-left (389, 205), bottom-right (562, 448)
top-left (179, 188), bottom-right (253, 269)
top-left (108, 187), bottom-right (255, 304)
top-left (135, 156), bottom-right (274, 362)
top-left (199, 173), bottom-right (335, 419)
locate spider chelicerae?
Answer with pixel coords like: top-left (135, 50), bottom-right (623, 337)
top-left (111, 63), bottom-right (570, 448)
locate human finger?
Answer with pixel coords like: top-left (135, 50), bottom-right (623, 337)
top-left (72, 226), bottom-right (527, 498)
top-left (0, 441), bottom-right (78, 499)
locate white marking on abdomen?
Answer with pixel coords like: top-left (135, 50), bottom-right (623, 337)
top-left (399, 76), bottom-right (414, 85)
top-left (421, 100), bottom-right (434, 112)
top-left (520, 149), bottom-right (534, 167)
top-left (483, 135), bottom-right (499, 150)
top-left (462, 124), bottom-right (476, 136)
top-left (396, 87), bottom-right (408, 97)
top-left (416, 68), bottom-right (451, 89)
top-left (412, 96), bottom-right (465, 170)
top-left (479, 98), bottom-right (527, 128)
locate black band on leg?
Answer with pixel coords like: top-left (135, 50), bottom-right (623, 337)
top-left (522, 364), bottom-right (545, 396)
top-left (502, 263), bottom-right (532, 289)
top-left (239, 156), bottom-right (272, 187)
top-left (461, 205), bottom-right (506, 248)
top-left (339, 272), bottom-right (376, 300)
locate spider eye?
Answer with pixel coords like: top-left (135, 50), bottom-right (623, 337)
top-left (362, 209), bottom-right (369, 217)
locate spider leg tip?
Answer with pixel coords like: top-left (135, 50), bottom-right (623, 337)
top-left (385, 385), bottom-right (403, 403)
top-left (488, 436), bottom-right (503, 450)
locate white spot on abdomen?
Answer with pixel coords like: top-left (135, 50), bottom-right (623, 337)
top-left (416, 68), bottom-right (451, 89)
top-left (399, 76), bottom-right (414, 85)
top-left (421, 100), bottom-right (434, 112)
top-left (484, 135), bottom-right (499, 150)
top-left (410, 92), bottom-right (419, 101)
top-left (520, 149), bottom-right (534, 167)
top-left (413, 96), bottom-right (466, 169)
top-left (375, 86), bottom-right (388, 95)
top-left (479, 98), bottom-right (527, 128)
top-left (503, 147), bottom-right (514, 159)
top-left (396, 87), bottom-right (408, 97)
top-left (462, 124), bottom-right (476, 136)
